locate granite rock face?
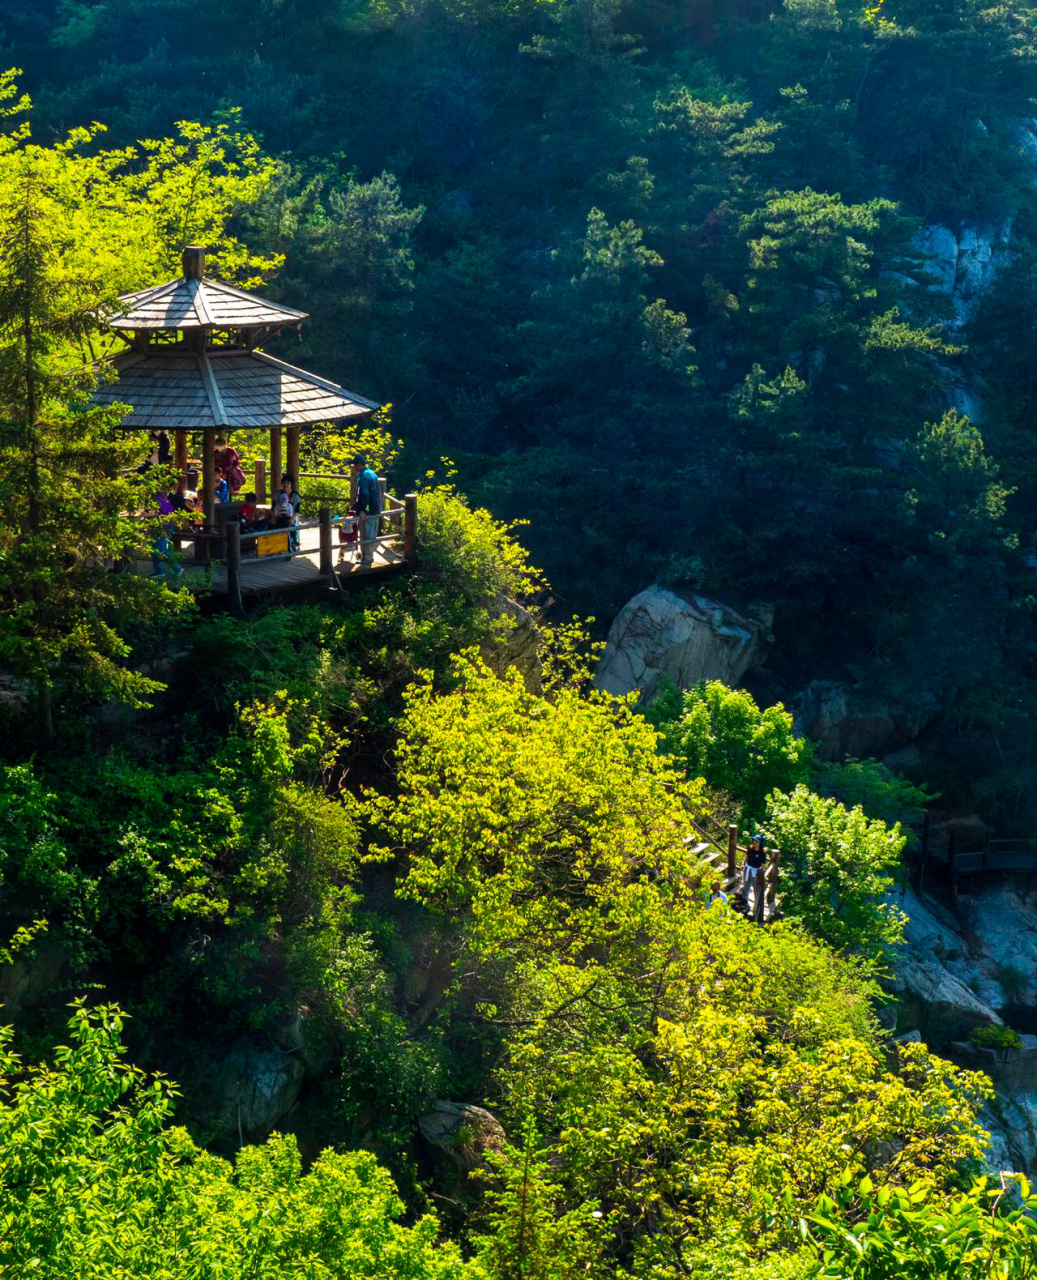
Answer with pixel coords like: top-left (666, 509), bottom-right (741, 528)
top-left (595, 587), bottom-right (771, 701)
top-left (915, 220), bottom-right (1013, 330)
top-left (215, 1045), bottom-right (306, 1139)
top-left (887, 886), bottom-right (1037, 1175)
top-left (793, 680), bottom-right (940, 762)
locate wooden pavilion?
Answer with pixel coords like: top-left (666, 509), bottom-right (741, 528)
top-left (94, 246), bottom-right (379, 527)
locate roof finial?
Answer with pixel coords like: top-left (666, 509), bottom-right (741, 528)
top-left (182, 246), bottom-right (205, 280)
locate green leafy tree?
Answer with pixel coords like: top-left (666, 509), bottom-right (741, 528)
top-left (487, 907), bottom-right (990, 1277)
top-left (0, 81), bottom-right (278, 738)
top-left (510, 207), bottom-right (696, 449)
top-left (648, 679), bottom-right (812, 827)
top-left (474, 1123), bottom-right (606, 1280)
top-left (764, 783), bottom-right (907, 952)
top-left (0, 1001), bottom-right (480, 1277)
top-left (369, 651), bottom-right (705, 963)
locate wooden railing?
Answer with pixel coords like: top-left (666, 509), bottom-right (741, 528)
top-left (221, 498), bottom-right (418, 612)
top-left (917, 817), bottom-right (1037, 903)
top-left (690, 812), bottom-right (780, 920)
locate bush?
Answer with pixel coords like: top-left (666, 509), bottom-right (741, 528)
top-left (415, 484), bottom-right (544, 606)
top-left (969, 1024), bottom-right (1024, 1051)
top-left (0, 1003), bottom-right (478, 1278)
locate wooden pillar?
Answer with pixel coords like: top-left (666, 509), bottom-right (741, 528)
top-left (286, 426), bottom-right (300, 486)
top-left (403, 493), bottom-right (418, 560)
top-left (202, 428), bottom-right (216, 526)
top-left (174, 429), bottom-right (188, 478)
top-left (254, 459), bottom-right (266, 504)
top-left (270, 428), bottom-right (282, 498)
top-left (226, 521), bottom-right (243, 616)
top-left (319, 507), bottom-right (333, 577)
top-left (727, 824), bottom-right (738, 882)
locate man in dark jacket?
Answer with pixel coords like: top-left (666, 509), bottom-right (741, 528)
top-left (352, 454), bottom-right (382, 566)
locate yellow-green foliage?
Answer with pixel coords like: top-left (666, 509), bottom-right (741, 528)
top-left (490, 909), bottom-right (991, 1277)
top-left (801, 1171), bottom-right (1037, 1279)
top-left (415, 485), bottom-right (545, 605)
top-left (367, 657), bottom-right (991, 1277)
top-left (0, 77), bottom-right (279, 722)
top-left (368, 651), bottom-right (704, 959)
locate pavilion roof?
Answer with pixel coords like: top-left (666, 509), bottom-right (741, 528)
top-left (109, 276), bottom-right (308, 332)
top-left (94, 349), bottom-right (379, 430)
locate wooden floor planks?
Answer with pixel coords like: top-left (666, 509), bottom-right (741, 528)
top-left (142, 527), bottom-right (408, 598)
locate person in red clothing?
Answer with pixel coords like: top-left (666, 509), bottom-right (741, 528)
top-left (214, 437), bottom-right (245, 495)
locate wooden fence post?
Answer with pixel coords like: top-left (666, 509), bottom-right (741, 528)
top-left (226, 521), bottom-right (243, 616)
top-left (319, 507), bottom-right (333, 577)
top-left (767, 848), bottom-right (779, 913)
top-left (286, 426), bottom-right (300, 486)
top-left (202, 428), bottom-right (216, 526)
top-left (404, 493), bottom-right (418, 560)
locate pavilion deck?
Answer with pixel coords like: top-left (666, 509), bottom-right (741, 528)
top-left (145, 492), bottom-right (417, 604)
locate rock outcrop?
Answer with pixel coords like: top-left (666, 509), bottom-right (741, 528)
top-left (887, 887), bottom-right (1037, 1175)
top-left (419, 1100), bottom-right (505, 1172)
top-left (980, 1091), bottom-right (1037, 1179)
top-left (793, 680), bottom-right (940, 762)
top-left (487, 595), bottom-right (541, 690)
top-left (915, 220), bottom-right (1013, 330)
top-left (0, 937), bottom-right (65, 1011)
top-left (595, 587), bottom-right (771, 701)
top-left (888, 888), bottom-right (1002, 1042)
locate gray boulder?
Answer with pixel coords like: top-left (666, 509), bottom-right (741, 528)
top-left (487, 595), bottom-right (541, 690)
top-left (419, 1101), bottom-right (506, 1172)
top-left (595, 587), bottom-right (771, 701)
top-left (980, 1091), bottom-right (1037, 1179)
top-left (888, 888), bottom-right (1002, 1043)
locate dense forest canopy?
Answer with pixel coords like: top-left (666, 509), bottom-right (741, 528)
top-left (1, 1), bottom-right (1037, 1277)
top-left (4, 0), bottom-right (1037, 822)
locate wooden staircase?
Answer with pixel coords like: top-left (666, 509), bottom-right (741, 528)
top-left (684, 818), bottom-right (781, 923)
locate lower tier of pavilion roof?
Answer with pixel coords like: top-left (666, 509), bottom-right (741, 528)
top-left (94, 348), bottom-right (379, 430)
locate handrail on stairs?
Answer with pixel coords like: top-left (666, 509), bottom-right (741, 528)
top-left (688, 813), bottom-right (780, 917)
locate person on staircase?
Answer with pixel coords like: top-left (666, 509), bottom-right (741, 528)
top-left (742, 834), bottom-right (768, 923)
top-left (706, 880), bottom-right (729, 908)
